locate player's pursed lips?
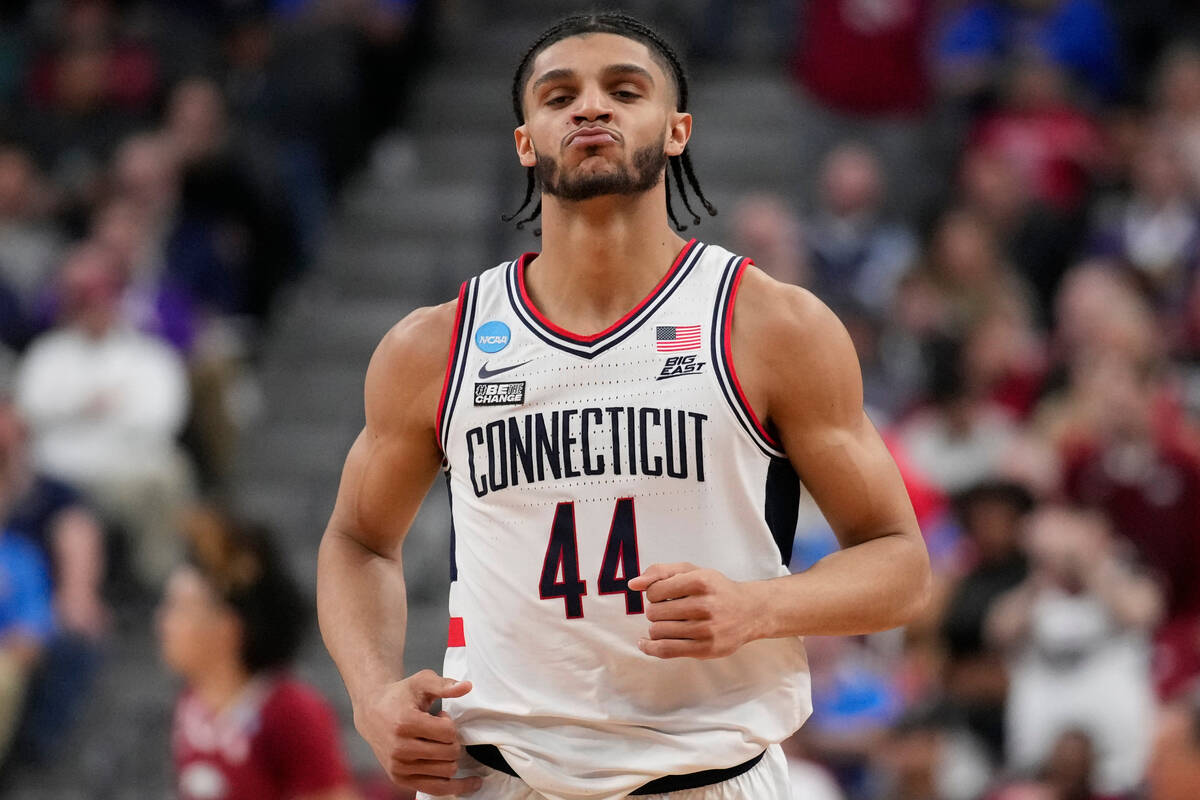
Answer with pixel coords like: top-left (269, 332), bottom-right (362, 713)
top-left (565, 125), bottom-right (621, 148)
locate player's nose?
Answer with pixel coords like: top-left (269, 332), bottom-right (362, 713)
top-left (572, 84), bottom-right (613, 123)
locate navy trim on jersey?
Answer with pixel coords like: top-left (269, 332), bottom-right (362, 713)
top-left (764, 457), bottom-right (802, 566)
top-left (710, 257), bottom-right (788, 459)
top-left (504, 241), bottom-right (707, 359)
top-left (445, 472), bottom-right (458, 582)
top-left (439, 277), bottom-right (479, 457)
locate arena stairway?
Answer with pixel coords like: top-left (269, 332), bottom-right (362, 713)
top-left (0, 3), bottom-right (803, 796)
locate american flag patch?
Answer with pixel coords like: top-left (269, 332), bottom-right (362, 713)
top-left (656, 325), bottom-right (702, 352)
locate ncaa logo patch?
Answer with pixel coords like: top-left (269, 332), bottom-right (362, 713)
top-left (475, 321), bottom-right (511, 353)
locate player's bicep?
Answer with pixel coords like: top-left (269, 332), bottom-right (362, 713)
top-left (325, 425), bottom-right (441, 557)
top-left (783, 412), bottom-right (916, 549)
top-left (324, 305), bottom-right (454, 557)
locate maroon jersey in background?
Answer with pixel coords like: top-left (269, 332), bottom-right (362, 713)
top-left (172, 675), bottom-right (351, 800)
top-left (792, 0), bottom-right (933, 115)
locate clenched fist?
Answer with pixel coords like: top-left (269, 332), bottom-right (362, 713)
top-left (353, 669), bottom-right (482, 795)
top-left (628, 563), bottom-right (768, 659)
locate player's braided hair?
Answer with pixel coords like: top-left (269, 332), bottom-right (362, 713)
top-left (504, 12), bottom-right (717, 233)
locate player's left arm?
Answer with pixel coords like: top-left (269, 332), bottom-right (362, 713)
top-left (630, 268), bottom-right (931, 658)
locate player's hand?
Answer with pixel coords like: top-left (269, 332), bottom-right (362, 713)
top-left (354, 669), bottom-right (482, 795)
top-left (628, 563), bottom-right (767, 659)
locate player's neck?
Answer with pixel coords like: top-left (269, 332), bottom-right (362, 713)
top-left (529, 189), bottom-right (687, 335)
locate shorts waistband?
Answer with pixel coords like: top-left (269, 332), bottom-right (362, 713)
top-left (463, 744), bottom-right (765, 795)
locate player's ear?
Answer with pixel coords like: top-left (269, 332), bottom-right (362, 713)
top-left (665, 112), bottom-right (691, 158)
top-left (515, 125), bottom-right (537, 167)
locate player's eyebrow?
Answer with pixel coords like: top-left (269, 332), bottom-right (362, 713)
top-left (601, 63), bottom-right (656, 86)
top-left (531, 63), bottom-right (657, 94)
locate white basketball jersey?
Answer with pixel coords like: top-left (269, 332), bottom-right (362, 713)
top-left (436, 239), bottom-right (812, 800)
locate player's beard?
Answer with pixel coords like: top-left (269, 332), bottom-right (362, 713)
top-left (536, 142), bottom-right (667, 201)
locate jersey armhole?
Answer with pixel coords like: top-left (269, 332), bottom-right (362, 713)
top-left (712, 257), bottom-right (788, 459)
top-left (436, 280), bottom-right (476, 457)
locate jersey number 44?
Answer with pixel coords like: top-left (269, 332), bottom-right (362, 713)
top-left (539, 498), bottom-right (643, 619)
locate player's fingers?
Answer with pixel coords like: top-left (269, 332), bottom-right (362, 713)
top-left (396, 712), bottom-right (458, 744)
top-left (394, 757), bottom-right (459, 779)
top-left (647, 620), bottom-right (709, 640)
top-left (401, 775), bottom-right (484, 796)
top-left (391, 738), bottom-right (461, 763)
top-left (627, 562), bottom-right (696, 592)
top-left (643, 571), bottom-right (708, 604)
top-left (645, 597), bottom-right (709, 622)
top-left (637, 636), bottom-right (707, 659)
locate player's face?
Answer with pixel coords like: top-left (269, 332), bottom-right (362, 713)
top-left (515, 33), bottom-right (691, 202)
top-left (156, 567), bottom-right (239, 679)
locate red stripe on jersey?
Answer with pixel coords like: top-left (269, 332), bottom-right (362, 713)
top-left (516, 239), bottom-right (697, 343)
top-left (723, 259), bottom-right (782, 450)
top-left (447, 616), bottom-right (465, 647)
top-left (435, 282), bottom-right (468, 451)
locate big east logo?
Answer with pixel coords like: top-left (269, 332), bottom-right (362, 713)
top-left (657, 354), bottom-right (705, 381)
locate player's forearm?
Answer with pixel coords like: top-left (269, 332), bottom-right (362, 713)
top-left (749, 531), bottom-right (931, 638)
top-left (317, 528), bottom-right (409, 709)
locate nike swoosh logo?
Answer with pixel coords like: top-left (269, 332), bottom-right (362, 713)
top-left (478, 360), bottom-right (532, 380)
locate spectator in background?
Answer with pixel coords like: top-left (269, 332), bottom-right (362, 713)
top-left (891, 333), bottom-right (1022, 496)
top-left (789, 0), bottom-right (936, 217)
top-left (1146, 690), bottom-right (1200, 800)
top-left (0, 520), bottom-right (52, 769)
top-left (16, 0), bottom-right (159, 219)
top-left (159, 508), bottom-right (358, 800)
top-left (903, 208), bottom-right (1034, 338)
top-left (1058, 350), bottom-right (1198, 620)
top-left (1087, 134), bottom-right (1200, 322)
top-left (730, 193), bottom-right (809, 287)
top-left (958, 149), bottom-right (1081, 327)
top-left (1152, 43), bottom-right (1200, 196)
top-left (162, 77), bottom-right (299, 324)
top-left (965, 59), bottom-right (1105, 217)
top-left (0, 395), bottom-right (106, 764)
top-left (0, 145), bottom-right (62, 315)
top-left (988, 506), bottom-right (1160, 795)
top-left (14, 241), bottom-right (191, 589)
top-left (876, 704), bottom-right (993, 800)
top-left (939, 480), bottom-right (1034, 762)
top-left (986, 729), bottom-right (1118, 800)
top-left (937, 0), bottom-right (1123, 105)
top-left (804, 143), bottom-right (917, 319)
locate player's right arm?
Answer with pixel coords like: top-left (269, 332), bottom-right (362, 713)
top-left (316, 301), bottom-right (482, 796)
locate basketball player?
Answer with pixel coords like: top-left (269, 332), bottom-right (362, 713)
top-left (317, 13), bottom-right (930, 800)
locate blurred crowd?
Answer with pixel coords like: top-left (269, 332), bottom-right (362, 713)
top-left (0, 0), bottom-right (432, 793)
top-left (721, 1), bottom-right (1200, 799)
top-left (8, 0), bottom-right (1200, 799)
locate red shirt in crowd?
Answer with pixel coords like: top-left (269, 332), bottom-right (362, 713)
top-left (792, 0), bottom-right (932, 115)
top-left (1062, 435), bottom-right (1200, 621)
top-left (967, 108), bottom-right (1104, 213)
top-left (172, 675), bottom-right (352, 800)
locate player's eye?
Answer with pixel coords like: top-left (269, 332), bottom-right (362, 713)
top-left (546, 95), bottom-right (573, 107)
top-left (613, 91), bottom-right (640, 101)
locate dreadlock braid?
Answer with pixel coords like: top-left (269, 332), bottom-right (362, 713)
top-left (504, 12), bottom-right (716, 232)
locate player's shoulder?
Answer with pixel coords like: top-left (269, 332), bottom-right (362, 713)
top-left (364, 297), bottom-right (460, 432)
top-left (368, 299), bottom-right (458, 383)
top-left (734, 263), bottom-right (848, 348)
top-left (731, 262), bottom-right (862, 412)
